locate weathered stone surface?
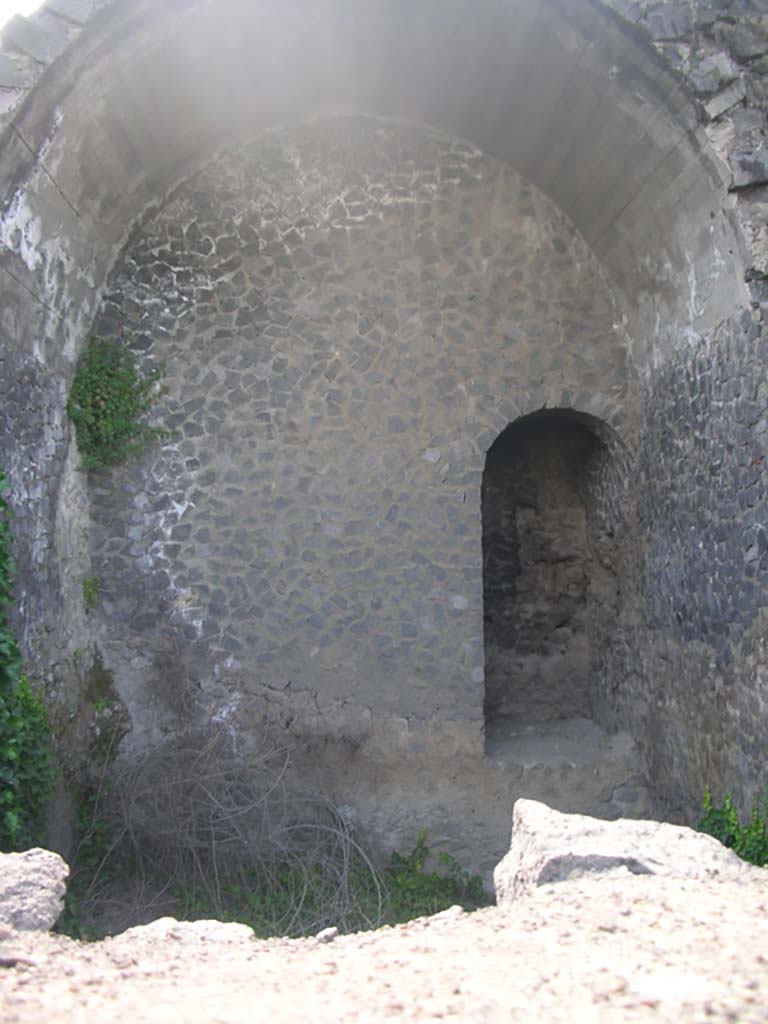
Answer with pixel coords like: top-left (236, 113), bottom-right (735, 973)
top-left (87, 117), bottom-right (630, 755)
top-left (704, 78), bottom-right (748, 119)
top-left (113, 918), bottom-right (254, 946)
top-left (2, 870), bottom-right (768, 1022)
top-left (494, 800), bottom-right (761, 904)
top-left (45, 0), bottom-right (95, 24)
top-left (0, 0), bottom-right (766, 871)
top-left (728, 22), bottom-right (768, 62)
top-left (730, 147), bottom-right (768, 188)
top-left (641, 3), bottom-right (692, 40)
top-left (0, 848), bottom-right (69, 931)
top-left (1, 13), bottom-right (69, 63)
top-left (689, 52), bottom-right (741, 94)
top-left (0, 52), bottom-right (35, 87)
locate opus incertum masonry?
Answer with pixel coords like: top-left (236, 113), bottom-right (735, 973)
top-left (0, 0), bottom-right (765, 874)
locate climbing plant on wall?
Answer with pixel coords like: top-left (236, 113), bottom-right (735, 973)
top-left (0, 468), bottom-right (55, 851)
top-left (67, 339), bottom-right (170, 470)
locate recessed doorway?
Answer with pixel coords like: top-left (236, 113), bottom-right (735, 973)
top-left (482, 409), bottom-right (613, 726)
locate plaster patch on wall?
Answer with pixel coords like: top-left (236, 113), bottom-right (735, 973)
top-left (211, 694), bottom-right (242, 755)
top-left (0, 190), bottom-right (43, 273)
top-left (686, 250), bottom-right (704, 326)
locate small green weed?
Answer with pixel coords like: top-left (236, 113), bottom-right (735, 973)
top-left (67, 339), bottom-right (171, 470)
top-left (699, 787), bottom-right (768, 867)
top-left (178, 862), bottom-right (380, 939)
top-left (82, 576), bottom-right (100, 611)
top-left (383, 831), bottom-right (490, 924)
top-left (179, 831), bottom-right (490, 938)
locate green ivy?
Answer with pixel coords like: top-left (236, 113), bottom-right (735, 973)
top-left (0, 469), bottom-right (55, 851)
top-left (67, 339), bottom-right (170, 470)
top-left (699, 787), bottom-right (768, 867)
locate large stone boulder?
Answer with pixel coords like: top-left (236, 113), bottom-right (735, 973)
top-left (0, 848), bottom-right (69, 931)
top-left (494, 799), bottom-right (762, 904)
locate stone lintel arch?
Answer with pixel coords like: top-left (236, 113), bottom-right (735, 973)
top-left (471, 392), bottom-right (632, 466)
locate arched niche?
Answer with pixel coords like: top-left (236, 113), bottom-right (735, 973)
top-left (482, 408), bottom-right (626, 728)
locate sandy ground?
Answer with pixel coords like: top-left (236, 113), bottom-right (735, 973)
top-left (1, 872), bottom-right (767, 1023)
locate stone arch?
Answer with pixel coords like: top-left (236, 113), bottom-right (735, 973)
top-left (0, 0), bottom-right (749, 356)
top-left (0, 0), bottom-right (765, 834)
top-left (481, 407), bottom-right (626, 728)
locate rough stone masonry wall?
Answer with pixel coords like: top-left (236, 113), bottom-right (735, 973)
top-left (594, 311), bottom-right (768, 821)
top-left (581, 0), bottom-right (768, 819)
top-left (86, 117), bottom-right (633, 760)
top-left (602, 0), bottom-right (768, 297)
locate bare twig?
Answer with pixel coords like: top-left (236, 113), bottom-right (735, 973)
top-left (72, 726), bottom-right (384, 938)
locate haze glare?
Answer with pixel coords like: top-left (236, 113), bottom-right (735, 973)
top-left (0, 2), bottom-right (43, 31)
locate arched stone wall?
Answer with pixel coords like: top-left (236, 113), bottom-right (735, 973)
top-left (84, 117), bottom-right (631, 759)
top-left (0, 0), bottom-right (748, 345)
top-left (0, 0), bottom-right (765, 836)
